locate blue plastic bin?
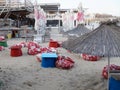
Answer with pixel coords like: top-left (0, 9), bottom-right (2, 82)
top-left (109, 77), bottom-right (120, 90)
top-left (41, 53), bottom-right (58, 68)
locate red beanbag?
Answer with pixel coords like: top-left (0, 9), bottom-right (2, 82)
top-left (0, 36), bottom-right (5, 41)
top-left (27, 41), bottom-right (41, 55)
top-left (81, 53), bottom-right (100, 61)
top-left (56, 56), bottom-right (74, 69)
top-left (102, 64), bottom-right (120, 79)
top-left (0, 46), bottom-right (5, 51)
top-left (27, 41), bottom-right (40, 49)
top-left (27, 48), bottom-right (41, 55)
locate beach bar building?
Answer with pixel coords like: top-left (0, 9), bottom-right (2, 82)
top-left (0, 0), bottom-right (34, 38)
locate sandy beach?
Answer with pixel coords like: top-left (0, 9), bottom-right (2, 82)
top-left (0, 33), bottom-right (120, 90)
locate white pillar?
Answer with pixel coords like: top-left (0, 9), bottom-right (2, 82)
top-left (58, 4), bottom-right (60, 33)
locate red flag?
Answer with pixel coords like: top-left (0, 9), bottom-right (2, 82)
top-left (34, 8), bottom-right (40, 20)
top-left (77, 12), bottom-right (84, 21)
top-left (34, 0), bottom-right (40, 20)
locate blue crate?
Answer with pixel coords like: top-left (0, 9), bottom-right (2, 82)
top-left (109, 77), bottom-right (120, 90)
top-left (41, 53), bottom-right (58, 68)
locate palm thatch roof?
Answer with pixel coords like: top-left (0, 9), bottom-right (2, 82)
top-left (63, 24), bottom-right (91, 37)
top-left (62, 21), bottom-right (120, 57)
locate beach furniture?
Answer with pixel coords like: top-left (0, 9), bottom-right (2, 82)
top-left (49, 40), bottom-right (60, 48)
top-left (0, 46), bottom-right (5, 51)
top-left (41, 53), bottom-right (58, 68)
top-left (10, 46), bottom-right (22, 57)
top-left (0, 35), bottom-right (8, 47)
top-left (81, 53), bottom-right (100, 61)
top-left (102, 64), bottom-right (120, 79)
top-left (62, 21), bottom-right (120, 90)
top-left (0, 40), bottom-right (8, 47)
top-left (56, 56), bottom-right (74, 69)
top-left (109, 75), bottom-right (120, 90)
top-left (0, 36), bottom-right (5, 41)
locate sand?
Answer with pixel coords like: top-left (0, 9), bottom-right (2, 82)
top-left (0, 32), bottom-right (120, 90)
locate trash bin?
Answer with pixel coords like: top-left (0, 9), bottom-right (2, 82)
top-left (7, 33), bottom-right (12, 39)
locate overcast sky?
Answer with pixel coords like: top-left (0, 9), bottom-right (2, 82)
top-left (32, 0), bottom-right (120, 16)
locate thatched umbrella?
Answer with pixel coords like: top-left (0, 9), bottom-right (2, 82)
top-left (62, 22), bottom-right (120, 56)
top-left (62, 21), bottom-right (120, 90)
top-left (63, 24), bottom-right (91, 37)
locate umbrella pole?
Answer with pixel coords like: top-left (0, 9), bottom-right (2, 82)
top-left (107, 53), bottom-right (110, 90)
